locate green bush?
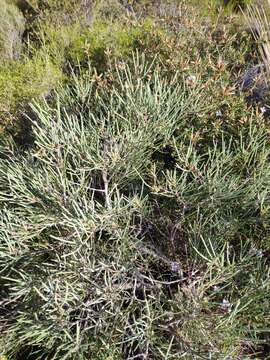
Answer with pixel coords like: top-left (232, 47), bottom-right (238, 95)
top-left (16, 0), bottom-right (93, 25)
top-left (0, 56), bottom-right (61, 111)
top-left (1, 57), bottom-right (270, 360)
top-left (223, 0), bottom-right (251, 7)
top-left (0, 54), bottom-right (62, 137)
top-left (71, 19), bottom-right (171, 71)
top-left (2, 0), bottom-right (252, 138)
top-left (216, 0), bottom-right (251, 10)
top-left (37, 18), bottom-right (171, 75)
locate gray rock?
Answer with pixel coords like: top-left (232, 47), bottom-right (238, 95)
top-left (0, 0), bottom-right (25, 61)
top-left (237, 63), bottom-right (269, 103)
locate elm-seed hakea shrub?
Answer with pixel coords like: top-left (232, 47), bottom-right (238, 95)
top-left (1, 56), bottom-right (270, 359)
top-left (0, 55), bottom-right (205, 360)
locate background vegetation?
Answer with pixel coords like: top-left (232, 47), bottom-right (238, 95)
top-left (0, 0), bottom-right (270, 359)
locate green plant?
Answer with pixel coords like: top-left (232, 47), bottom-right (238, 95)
top-left (16, 0), bottom-right (93, 25)
top-left (1, 56), bottom-right (270, 360)
top-left (36, 17), bottom-right (172, 76)
top-left (218, 0), bottom-right (251, 10)
top-left (0, 56), bottom-right (61, 110)
top-left (67, 19), bottom-right (170, 71)
top-left (0, 53), bottom-right (62, 139)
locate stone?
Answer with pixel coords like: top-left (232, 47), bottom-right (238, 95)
top-left (237, 63), bottom-right (269, 104)
top-left (0, 0), bottom-right (25, 62)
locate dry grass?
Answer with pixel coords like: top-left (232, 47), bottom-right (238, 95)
top-left (245, 1), bottom-right (270, 76)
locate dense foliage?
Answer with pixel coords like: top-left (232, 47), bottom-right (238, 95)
top-left (0, 1), bottom-right (270, 359)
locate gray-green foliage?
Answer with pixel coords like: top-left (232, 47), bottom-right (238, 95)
top-left (1, 57), bottom-right (270, 359)
top-left (0, 0), bottom-right (25, 61)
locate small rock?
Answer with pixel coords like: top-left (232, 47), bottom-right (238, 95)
top-left (216, 110), bottom-right (222, 118)
top-left (237, 63), bottom-right (269, 104)
top-left (0, 1), bottom-right (25, 61)
top-left (186, 75), bottom-right (197, 87)
top-left (170, 262), bottom-right (180, 273)
top-left (220, 298), bottom-right (231, 312)
top-left (249, 247), bottom-right (263, 258)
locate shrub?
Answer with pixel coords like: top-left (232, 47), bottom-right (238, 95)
top-left (22, 1), bottom-right (177, 77)
top-left (16, 0), bottom-right (93, 26)
top-left (0, 56), bottom-right (61, 111)
top-left (222, 0), bottom-right (251, 9)
top-left (0, 54), bottom-right (62, 137)
top-left (1, 57), bottom-right (270, 359)
top-left (65, 19), bottom-right (170, 73)
top-left (35, 13), bottom-right (175, 75)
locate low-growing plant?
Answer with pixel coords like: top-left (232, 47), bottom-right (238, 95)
top-left (1, 56), bottom-right (270, 360)
top-left (0, 56), bottom-right (61, 111)
top-left (16, 0), bottom-right (93, 25)
top-left (66, 19), bottom-right (171, 73)
top-left (0, 53), bottom-right (62, 138)
top-left (216, 0), bottom-right (251, 10)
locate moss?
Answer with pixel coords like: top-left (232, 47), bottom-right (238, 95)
top-left (0, 0), bottom-right (25, 62)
